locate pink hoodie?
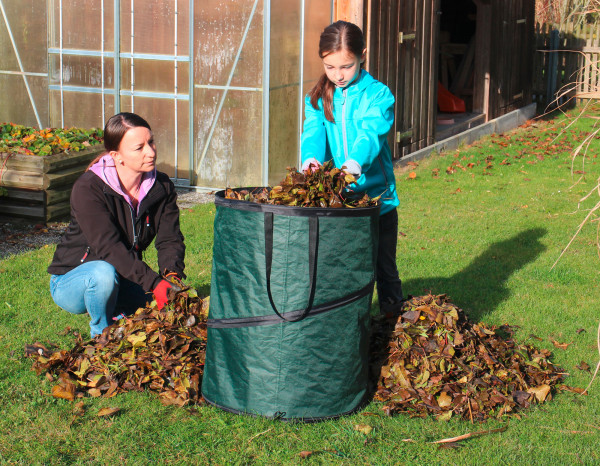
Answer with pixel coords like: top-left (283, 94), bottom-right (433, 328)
top-left (89, 154), bottom-right (156, 214)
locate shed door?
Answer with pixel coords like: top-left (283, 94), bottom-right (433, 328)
top-left (367, 0), bottom-right (440, 159)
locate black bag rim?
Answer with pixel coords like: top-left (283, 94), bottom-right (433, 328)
top-left (215, 188), bottom-right (381, 217)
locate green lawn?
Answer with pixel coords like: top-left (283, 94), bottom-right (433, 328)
top-left (1, 106), bottom-right (600, 464)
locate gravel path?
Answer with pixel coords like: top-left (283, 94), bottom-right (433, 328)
top-left (0, 189), bottom-right (215, 260)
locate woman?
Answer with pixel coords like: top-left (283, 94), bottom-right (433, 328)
top-left (48, 112), bottom-right (185, 337)
top-left (300, 21), bottom-right (404, 312)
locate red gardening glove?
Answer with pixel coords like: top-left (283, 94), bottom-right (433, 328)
top-left (152, 279), bottom-right (173, 310)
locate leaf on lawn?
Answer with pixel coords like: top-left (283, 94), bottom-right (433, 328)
top-left (527, 384), bottom-right (551, 403)
top-left (550, 339), bottom-right (571, 350)
top-left (354, 424), bottom-right (373, 435)
top-left (97, 407), bottom-right (121, 417)
top-left (408, 171), bottom-right (417, 179)
top-left (299, 451), bottom-right (313, 459)
top-left (559, 385), bottom-right (587, 395)
top-left (72, 401), bottom-right (85, 417)
top-left (576, 361), bottom-right (591, 372)
top-left (51, 382), bottom-right (75, 401)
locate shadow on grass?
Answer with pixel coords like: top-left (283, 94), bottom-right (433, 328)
top-left (403, 227), bottom-right (547, 322)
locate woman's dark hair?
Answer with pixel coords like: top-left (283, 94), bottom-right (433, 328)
top-left (309, 21), bottom-right (365, 123)
top-left (87, 112), bottom-right (152, 169)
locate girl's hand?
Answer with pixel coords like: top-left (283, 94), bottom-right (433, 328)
top-left (301, 158), bottom-right (322, 173)
top-left (341, 159), bottom-right (362, 178)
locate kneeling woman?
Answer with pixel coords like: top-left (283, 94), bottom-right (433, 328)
top-left (48, 112), bottom-right (185, 337)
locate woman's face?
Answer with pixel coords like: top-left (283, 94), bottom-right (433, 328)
top-left (322, 48), bottom-right (365, 88)
top-left (111, 126), bottom-right (157, 174)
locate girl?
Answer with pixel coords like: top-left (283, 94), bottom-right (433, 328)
top-left (48, 112), bottom-right (186, 337)
top-left (301, 20), bottom-right (404, 312)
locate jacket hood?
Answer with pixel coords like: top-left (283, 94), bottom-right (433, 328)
top-left (89, 154), bottom-right (156, 212)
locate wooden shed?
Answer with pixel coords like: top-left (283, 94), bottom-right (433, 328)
top-left (336, 0), bottom-right (536, 159)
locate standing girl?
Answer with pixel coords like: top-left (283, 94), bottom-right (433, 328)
top-left (48, 112), bottom-right (186, 337)
top-left (301, 20), bottom-right (404, 312)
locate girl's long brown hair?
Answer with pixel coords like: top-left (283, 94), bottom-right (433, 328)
top-left (86, 112), bottom-right (152, 170)
top-left (308, 21), bottom-right (365, 123)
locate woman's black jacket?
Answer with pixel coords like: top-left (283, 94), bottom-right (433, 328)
top-left (47, 170), bottom-right (185, 291)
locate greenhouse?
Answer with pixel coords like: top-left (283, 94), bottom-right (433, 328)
top-left (0, 0), bottom-right (333, 189)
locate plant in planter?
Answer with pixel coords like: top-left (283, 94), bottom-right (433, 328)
top-left (0, 123), bottom-right (104, 223)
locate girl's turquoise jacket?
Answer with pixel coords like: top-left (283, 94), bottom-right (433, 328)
top-left (301, 69), bottom-right (399, 215)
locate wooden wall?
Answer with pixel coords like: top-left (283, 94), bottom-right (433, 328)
top-left (366, 0), bottom-right (439, 159)
top-left (339, 0), bottom-right (535, 159)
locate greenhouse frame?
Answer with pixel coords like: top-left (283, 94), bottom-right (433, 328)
top-left (0, 0), bottom-right (334, 189)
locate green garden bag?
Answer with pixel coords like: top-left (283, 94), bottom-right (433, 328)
top-left (201, 189), bottom-right (380, 421)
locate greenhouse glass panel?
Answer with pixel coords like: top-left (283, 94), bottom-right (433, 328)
top-left (130, 97), bottom-right (184, 177)
top-left (49, 55), bottom-right (112, 88)
top-left (2, 0), bottom-right (46, 73)
top-left (49, 0), bottom-right (105, 50)
top-left (194, 0), bottom-right (263, 89)
top-left (267, 0), bottom-right (301, 184)
top-left (194, 88), bottom-right (262, 188)
top-left (60, 91), bottom-right (105, 128)
top-left (0, 75), bottom-right (48, 127)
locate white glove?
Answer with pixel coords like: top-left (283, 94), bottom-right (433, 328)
top-left (341, 159), bottom-right (362, 177)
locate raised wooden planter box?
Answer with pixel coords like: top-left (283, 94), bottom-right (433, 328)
top-left (0, 146), bottom-right (104, 223)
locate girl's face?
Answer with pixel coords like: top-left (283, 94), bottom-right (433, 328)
top-left (322, 48), bottom-right (366, 88)
top-left (111, 126), bottom-right (157, 175)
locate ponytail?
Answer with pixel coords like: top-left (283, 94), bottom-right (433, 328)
top-left (309, 74), bottom-right (337, 123)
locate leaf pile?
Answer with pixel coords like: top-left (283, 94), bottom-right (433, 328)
top-left (0, 123), bottom-right (103, 156)
top-left (26, 286), bottom-right (208, 407)
top-left (371, 294), bottom-right (566, 422)
top-left (224, 160), bottom-right (378, 208)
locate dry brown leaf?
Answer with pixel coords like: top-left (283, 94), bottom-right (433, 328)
top-left (51, 383), bottom-right (75, 401)
top-left (97, 407), bottom-right (121, 417)
top-left (354, 424), bottom-right (373, 435)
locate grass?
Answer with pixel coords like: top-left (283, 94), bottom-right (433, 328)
top-left (1, 105), bottom-right (600, 464)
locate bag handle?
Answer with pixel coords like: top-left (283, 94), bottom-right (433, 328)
top-left (264, 212), bottom-right (319, 322)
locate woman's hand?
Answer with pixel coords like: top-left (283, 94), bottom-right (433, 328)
top-left (152, 279), bottom-right (181, 310)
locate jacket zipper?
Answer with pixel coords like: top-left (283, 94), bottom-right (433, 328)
top-left (342, 88), bottom-right (349, 160)
top-left (129, 205), bottom-right (139, 251)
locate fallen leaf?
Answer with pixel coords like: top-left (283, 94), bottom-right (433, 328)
top-left (51, 383), bottom-right (75, 401)
top-left (550, 339), bottom-right (571, 350)
top-left (408, 171), bottom-right (417, 179)
top-left (299, 451), bottom-right (313, 459)
top-left (354, 424), bottom-right (373, 435)
top-left (527, 384), bottom-right (551, 403)
top-left (97, 407), bottom-right (121, 417)
top-left (576, 361), bottom-right (591, 372)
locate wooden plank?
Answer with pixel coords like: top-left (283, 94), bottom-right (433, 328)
top-left (46, 202), bottom-right (71, 222)
top-left (0, 169), bottom-right (45, 189)
top-left (44, 147), bottom-right (102, 173)
top-left (334, 0), bottom-right (364, 29)
top-left (44, 165), bottom-right (88, 190)
top-left (46, 186), bottom-right (73, 206)
top-left (0, 203), bottom-right (45, 219)
top-left (0, 153), bottom-right (44, 173)
top-left (0, 187), bottom-right (45, 202)
top-left (473, 4), bottom-right (491, 117)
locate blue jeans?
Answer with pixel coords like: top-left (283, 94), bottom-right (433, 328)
top-left (50, 260), bottom-right (150, 337)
